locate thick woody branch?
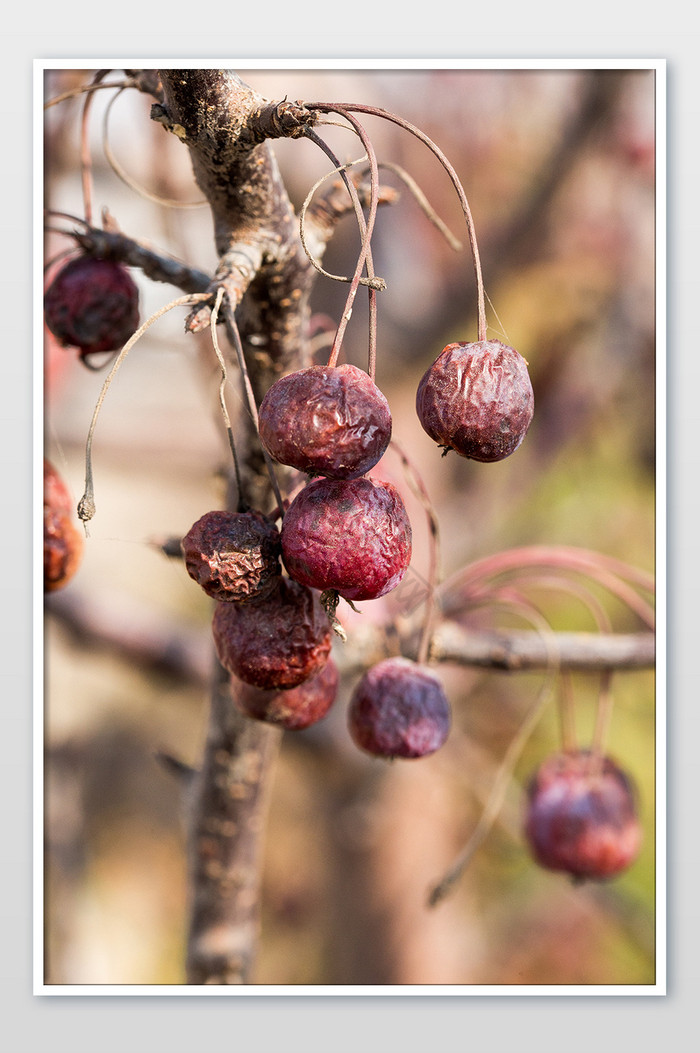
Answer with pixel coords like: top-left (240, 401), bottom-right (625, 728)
top-left (425, 623), bottom-right (656, 673)
top-left (150, 69), bottom-right (322, 985)
top-left (47, 588), bottom-right (656, 682)
top-left (65, 223), bottom-right (211, 294)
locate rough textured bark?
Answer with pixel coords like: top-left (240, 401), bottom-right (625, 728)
top-left (154, 70), bottom-right (319, 984)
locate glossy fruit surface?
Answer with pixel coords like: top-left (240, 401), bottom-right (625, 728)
top-left (416, 339), bottom-right (534, 461)
top-left (182, 509), bottom-right (281, 603)
top-left (258, 363), bottom-right (392, 479)
top-left (281, 476), bottom-right (412, 602)
top-left (44, 255), bottom-right (139, 357)
top-left (44, 459), bottom-right (83, 591)
top-left (524, 750), bottom-right (642, 880)
top-left (230, 656), bottom-right (339, 730)
top-left (347, 656), bottom-right (451, 759)
top-left (212, 575), bottom-right (331, 690)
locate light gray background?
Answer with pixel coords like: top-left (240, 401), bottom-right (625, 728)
top-left (4, 10), bottom-right (695, 1052)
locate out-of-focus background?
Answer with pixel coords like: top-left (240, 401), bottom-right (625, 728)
top-left (43, 66), bottom-right (657, 986)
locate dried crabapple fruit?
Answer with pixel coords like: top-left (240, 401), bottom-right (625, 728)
top-left (212, 575), bottom-right (332, 690)
top-left (258, 363), bottom-right (392, 479)
top-left (280, 476), bottom-right (412, 602)
top-left (181, 509), bottom-right (281, 603)
top-left (230, 656), bottom-right (339, 730)
top-left (44, 254), bottom-right (140, 359)
top-left (347, 656), bottom-right (451, 759)
top-left (416, 339), bottom-right (534, 462)
top-left (524, 750), bottom-right (642, 880)
top-left (44, 459), bottom-right (83, 592)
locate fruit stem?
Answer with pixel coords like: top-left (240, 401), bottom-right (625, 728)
top-left (220, 300), bottom-right (286, 518)
top-left (428, 597), bottom-right (559, 907)
top-left (590, 670), bottom-right (615, 767)
top-left (306, 114), bottom-right (381, 378)
top-left (209, 286), bottom-right (247, 512)
top-left (440, 545), bottom-right (656, 630)
top-left (390, 439), bottom-right (441, 666)
top-left (307, 101), bottom-right (488, 343)
top-left (79, 71), bottom-right (109, 226)
top-left (558, 671), bottom-right (578, 753)
top-left (77, 293), bottom-right (211, 527)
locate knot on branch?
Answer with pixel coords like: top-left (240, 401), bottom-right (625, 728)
top-left (246, 99), bottom-right (319, 143)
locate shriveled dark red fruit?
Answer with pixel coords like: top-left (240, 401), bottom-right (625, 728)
top-left (258, 363), bottom-right (392, 479)
top-left (212, 575), bottom-right (331, 690)
top-left (524, 750), bottom-right (642, 880)
top-left (44, 459), bottom-right (83, 591)
top-left (348, 656), bottom-right (451, 759)
top-left (181, 509), bottom-right (281, 603)
top-left (416, 339), bottom-right (534, 462)
top-left (281, 476), bottom-right (412, 602)
top-left (44, 255), bottom-right (139, 358)
top-left (230, 656), bottom-right (339, 730)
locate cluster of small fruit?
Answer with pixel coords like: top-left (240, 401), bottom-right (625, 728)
top-left (182, 360), bottom-right (452, 758)
top-left (41, 248), bottom-right (539, 756)
top-left (180, 326), bottom-right (537, 762)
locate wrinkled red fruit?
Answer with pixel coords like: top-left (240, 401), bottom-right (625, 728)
top-left (348, 656), bottom-right (451, 759)
top-left (44, 459), bottom-right (83, 592)
top-left (44, 255), bottom-right (140, 358)
top-left (416, 339), bottom-right (534, 462)
top-left (230, 656), bottom-right (339, 730)
top-left (281, 476), bottom-right (412, 602)
top-left (524, 750), bottom-right (642, 880)
top-left (258, 363), bottom-right (392, 479)
top-left (212, 575), bottom-right (331, 690)
top-left (181, 509), bottom-right (281, 603)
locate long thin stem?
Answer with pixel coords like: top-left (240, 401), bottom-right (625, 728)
top-left (428, 597), bottom-right (560, 906)
top-left (77, 293), bottom-right (211, 527)
top-left (390, 439), bottom-right (441, 667)
top-left (79, 71), bottom-right (109, 225)
top-left (303, 126), bottom-right (381, 379)
top-left (307, 101), bottom-right (487, 342)
top-left (221, 301), bottom-right (285, 517)
top-left (209, 287), bottom-right (246, 511)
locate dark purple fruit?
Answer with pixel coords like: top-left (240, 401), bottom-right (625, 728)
top-left (258, 363), bottom-right (392, 479)
top-left (181, 509), bottom-right (281, 603)
top-left (212, 575), bottom-right (331, 690)
top-left (230, 656), bottom-right (339, 730)
top-left (280, 476), bottom-right (412, 602)
top-left (44, 255), bottom-right (140, 358)
top-left (44, 459), bottom-right (83, 592)
top-left (524, 750), bottom-right (642, 880)
top-left (348, 656), bottom-right (451, 759)
top-left (416, 339), bottom-right (534, 462)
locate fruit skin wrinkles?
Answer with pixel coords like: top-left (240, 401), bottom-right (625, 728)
top-left (416, 339), bottom-right (534, 462)
top-left (281, 476), bottom-right (412, 601)
top-left (258, 363), bottom-right (392, 479)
